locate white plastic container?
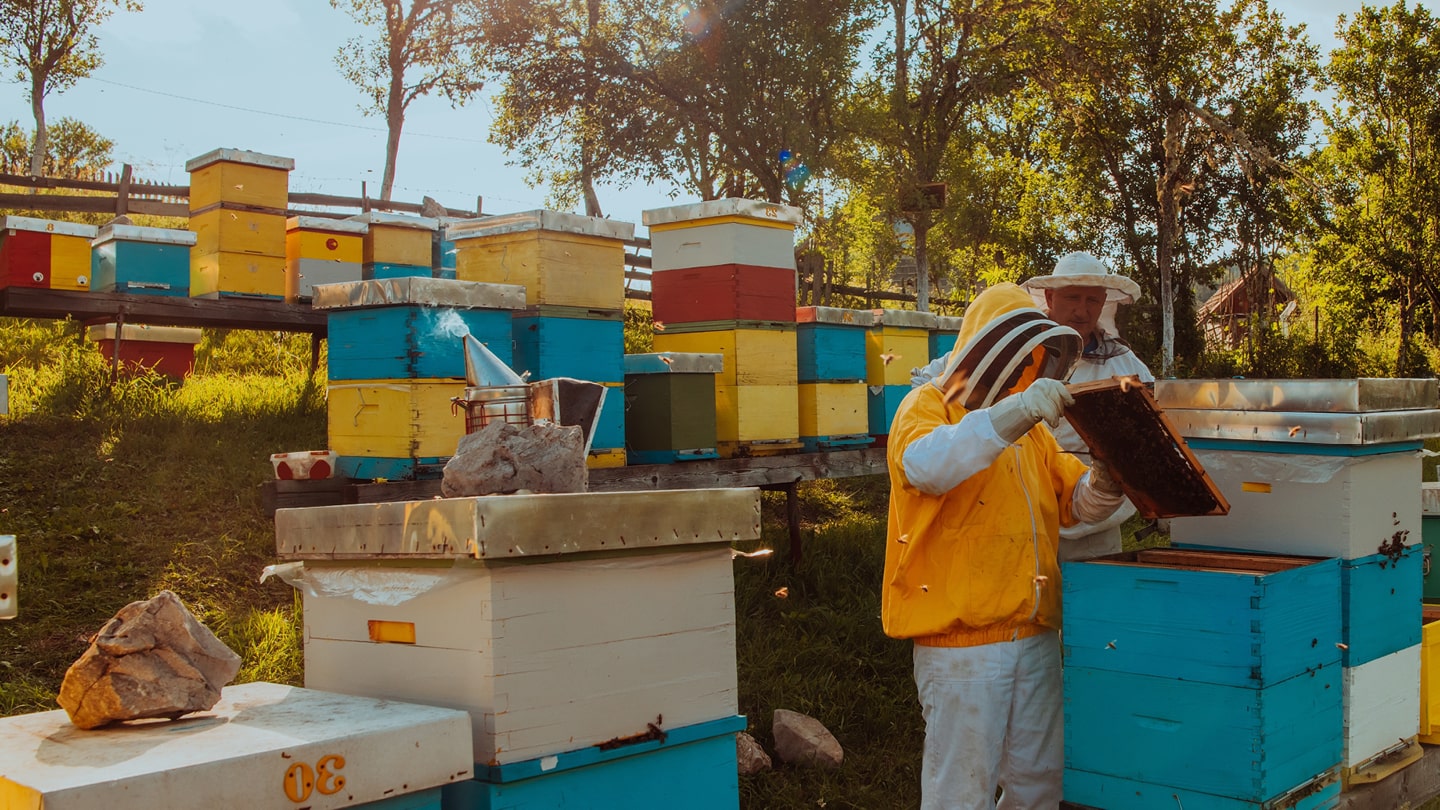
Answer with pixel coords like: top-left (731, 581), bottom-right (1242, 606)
top-left (271, 449), bottom-right (338, 480)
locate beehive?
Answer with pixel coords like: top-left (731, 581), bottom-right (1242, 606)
top-left (448, 211), bottom-right (632, 310)
top-left (715, 383), bottom-right (800, 455)
top-left (351, 212), bottom-right (438, 275)
top-left (584, 382), bottom-right (626, 469)
top-left (190, 251), bottom-right (286, 299)
top-left (650, 263), bottom-right (796, 325)
top-left (1063, 548), bottom-right (1342, 809)
top-left (312, 278), bottom-right (525, 382)
top-left (796, 306), bottom-right (874, 383)
top-left (1426, 483), bottom-right (1440, 601)
top-left (643, 198), bottom-right (801, 272)
top-left (0, 682), bottom-right (472, 810)
top-left (88, 323), bottom-right (203, 378)
top-left (274, 489), bottom-right (757, 767)
top-left (930, 314), bottom-right (963, 361)
top-left (798, 382), bottom-right (871, 452)
top-left (867, 309), bottom-right (937, 386)
top-left (185, 148), bottom-right (293, 211)
top-left (326, 378), bottom-right (466, 480)
top-left (511, 306), bottom-right (624, 384)
top-left (867, 384), bottom-right (910, 438)
top-left (91, 224), bottom-right (196, 296)
top-left (286, 216), bottom-right (367, 301)
top-left (623, 352), bottom-right (721, 465)
top-left (1420, 606), bottom-right (1440, 743)
top-left (1342, 644), bottom-right (1422, 774)
top-left (0, 216), bottom-right (97, 290)
top-left (652, 320), bottom-right (796, 387)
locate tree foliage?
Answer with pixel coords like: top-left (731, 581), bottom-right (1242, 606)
top-left (331, 0), bottom-right (488, 201)
top-left (0, 0), bottom-right (139, 177)
top-left (0, 116), bottom-right (113, 177)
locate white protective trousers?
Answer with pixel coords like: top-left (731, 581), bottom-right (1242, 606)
top-left (913, 632), bottom-right (1063, 810)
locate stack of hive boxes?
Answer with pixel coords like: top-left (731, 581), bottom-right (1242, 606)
top-left (645, 199), bottom-right (802, 459)
top-left (930, 314), bottom-right (963, 362)
top-left (185, 148), bottom-right (292, 299)
top-left (351, 212), bottom-right (439, 280)
top-left (867, 309), bottom-right (937, 441)
top-left (284, 216), bottom-right (368, 302)
top-left (1159, 378), bottom-right (1438, 789)
top-left (312, 277), bottom-right (525, 481)
top-left (622, 352), bottom-right (722, 464)
top-left (0, 216), bottom-right (96, 290)
top-left (92, 223), bottom-right (196, 296)
top-left (795, 306), bottom-right (874, 452)
top-left (275, 488), bottom-right (755, 807)
top-left (447, 210), bottom-right (632, 468)
top-left (1063, 547), bottom-right (1344, 808)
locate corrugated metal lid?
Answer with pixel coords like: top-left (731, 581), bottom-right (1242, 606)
top-left (287, 216), bottom-right (368, 235)
top-left (93, 224), bottom-right (197, 247)
top-left (0, 216), bottom-right (98, 239)
top-left (346, 211), bottom-right (439, 231)
top-left (310, 277), bottom-right (527, 311)
top-left (445, 210), bottom-right (634, 242)
top-left (642, 198), bottom-right (803, 227)
top-left (624, 352), bottom-right (724, 374)
top-left (184, 148), bottom-right (295, 172)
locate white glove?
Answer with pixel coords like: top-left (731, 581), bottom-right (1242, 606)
top-left (987, 378), bottom-right (1074, 444)
top-left (1088, 458), bottom-right (1123, 496)
top-left (911, 355), bottom-right (948, 388)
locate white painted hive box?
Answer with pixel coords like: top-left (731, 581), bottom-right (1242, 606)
top-left (1342, 643), bottom-right (1421, 768)
top-left (0, 681), bottom-right (473, 810)
top-left (274, 487), bottom-right (760, 767)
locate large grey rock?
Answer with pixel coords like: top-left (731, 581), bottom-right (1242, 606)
top-left (441, 419), bottom-right (587, 497)
top-left (737, 731), bottom-right (773, 775)
top-left (772, 709), bottom-right (844, 769)
top-left (57, 590), bottom-right (242, 729)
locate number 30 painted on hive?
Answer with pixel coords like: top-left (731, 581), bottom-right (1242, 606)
top-left (283, 754), bottom-right (347, 802)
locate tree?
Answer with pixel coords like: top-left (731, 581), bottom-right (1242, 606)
top-left (332, 0), bottom-right (488, 201)
top-left (0, 0), bottom-right (139, 177)
top-left (0, 116), bottom-right (113, 177)
top-left (1315, 1), bottom-right (1440, 375)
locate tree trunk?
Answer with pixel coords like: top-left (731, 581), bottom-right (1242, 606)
top-left (1157, 109), bottom-right (1184, 377)
top-left (29, 73), bottom-right (47, 177)
top-left (914, 218), bottom-right (931, 312)
top-left (581, 0), bottom-right (603, 218)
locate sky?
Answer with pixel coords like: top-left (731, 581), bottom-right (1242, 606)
top-left (0, 0), bottom-right (1370, 236)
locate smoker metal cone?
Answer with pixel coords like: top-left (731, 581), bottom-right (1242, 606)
top-left (464, 334), bottom-right (524, 386)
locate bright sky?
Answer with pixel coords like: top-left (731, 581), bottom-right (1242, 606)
top-left (0, 0), bottom-right (1368, 235)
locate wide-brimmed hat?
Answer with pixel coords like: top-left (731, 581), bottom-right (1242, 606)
top-left (1020, 252), bottom-right (1141, 304)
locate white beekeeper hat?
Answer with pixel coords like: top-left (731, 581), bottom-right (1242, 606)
top-left (1021, 252), bottom-right (1142, 338)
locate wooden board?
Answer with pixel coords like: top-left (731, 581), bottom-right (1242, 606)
top-left (1064, 377), bottom-right (1229, 518)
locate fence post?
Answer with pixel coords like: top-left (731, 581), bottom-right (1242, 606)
top-left (116, 164), bottom-right (133, 216)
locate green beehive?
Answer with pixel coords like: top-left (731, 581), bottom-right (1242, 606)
top-left (624, 352), bottom-right (721, 465)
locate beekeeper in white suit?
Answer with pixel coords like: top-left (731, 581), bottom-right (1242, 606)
top-left (912, 251), bottom-right (1153, 560)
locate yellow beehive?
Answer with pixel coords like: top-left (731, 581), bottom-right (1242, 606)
top-left (587, 448), bottom-right (628, 469)
top-left (799, 382), bottom-right (868, 438)
top-left (448, 210), bottom-right (634, 310)
top-left (1421, 607), bottom-right (1440, 744)
top-left (714, 383), bottom-right (799, 445)
top-left (49, 232), bottom-right (93, 291)
top-left (867, 309), bottom-right (939, 386)
top-left (286, 216), bottom-right (365, 264)
top-left (185, 148), bottom-right (293, 211)
top-left (190, 252), bottom-right (286, 299)
top-left (327, 378), bottom-right (466, 460)
top-left (653, 323), bottom-right (796, 386)
top-left (189, 208), bottom-right (286, 257)
top-left (351, 212), bottom-right (437, 267)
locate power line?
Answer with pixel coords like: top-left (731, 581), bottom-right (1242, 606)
top-left (89, 77), bottom-right (491, 145)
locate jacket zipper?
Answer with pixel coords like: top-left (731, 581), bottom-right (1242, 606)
top-left (1013, 444), bottom-right (1042, 622)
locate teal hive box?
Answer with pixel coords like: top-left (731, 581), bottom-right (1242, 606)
top-left (91, 224), bottom-right (195, 296)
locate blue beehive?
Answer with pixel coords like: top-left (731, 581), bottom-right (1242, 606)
top-left (795, 306), bottom-right (874, 383)
top-left (930, 314), bottom-right (963, 362)
top-left (443, 716), bottom-right (744, 810)
top-left (1341, 545), bottom-right (1423, 667)
top-left (91, 224), bottom-right (195, 296)
top-left (590, 382), bottom-right (625, 451)
top-left (312, 278), bottom-right (526, 382)
top-left (868, 384), bottom-right (910, 437)
top-left (512, 307), bottom-right (624, 384)
top-left (365, 262), bottom-right (432, 280)
top-left (1063, 548), bottom-right (1342, 809)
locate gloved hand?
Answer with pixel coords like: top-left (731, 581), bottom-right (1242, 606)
top-left (1089, 458), bottom-right (1123, 496)
top-left (987, 378), bottom-right (1075, 444)
top-left (911, 355), bottom-right (948, 388)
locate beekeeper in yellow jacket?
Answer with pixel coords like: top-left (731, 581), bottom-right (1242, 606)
top-left (883, 283), bottom-right (1126, 809)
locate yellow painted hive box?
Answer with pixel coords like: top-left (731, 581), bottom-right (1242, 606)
top-left (1422, 606), bottom-right (1440, 744)
top-left (587, 448), bottom-right (628, 469)
top-left (50, 232), bottom-right (93, 291)
top-left (714, 383), bottom-right (798, 443)
top-left (185, 148), bottom-right (293, 211)
top-left (190, 252), bottom-right (286, 299)
top-left (448, 210), bottom-right (634, 310)
top-left (326, 378), bottom-right (466, 460)
top-left (653, 323), bottom-right (796, 386)
top-left (799, 382), bottom-right (869, 437)
top-left (867, 309), bottom-right (939, 386)
top-left (189, 207), bottom-right (286, 257)
top-left (287, 216), bottom-right (366, 264)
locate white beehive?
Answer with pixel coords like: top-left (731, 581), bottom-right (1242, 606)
top-left (274, 488), bottom-right (759, 767)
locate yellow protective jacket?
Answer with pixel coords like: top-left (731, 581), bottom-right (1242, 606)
top-left (881, 284), bottom-right (1088, 647)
